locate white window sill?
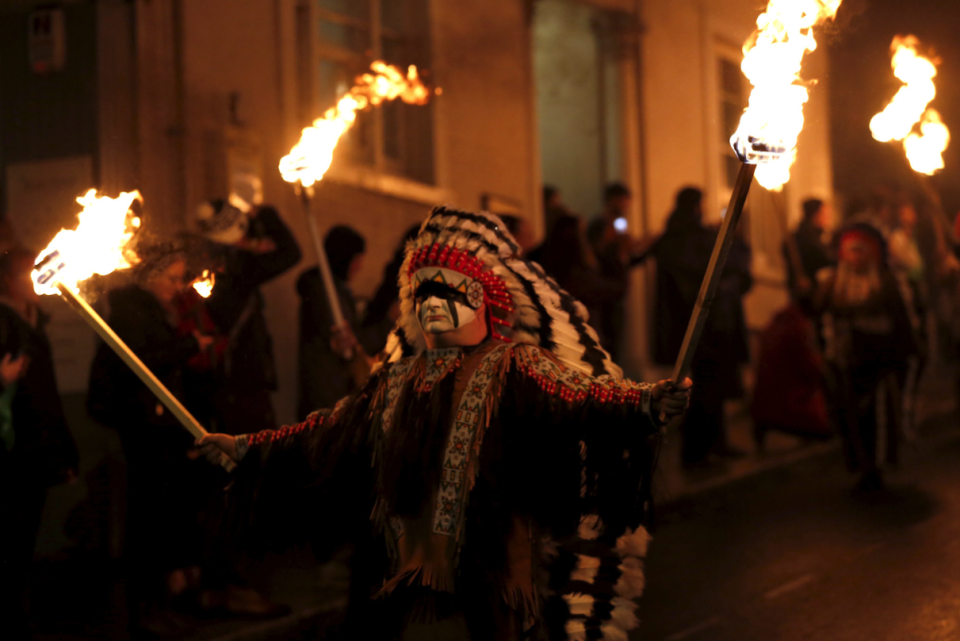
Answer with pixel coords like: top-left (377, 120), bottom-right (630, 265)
top-left (325, 164), bottom-right (452, 207)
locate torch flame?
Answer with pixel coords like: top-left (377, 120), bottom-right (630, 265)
top-left (904, 109), bottom-right (950, 175)
top-left (192, 270), bottom-right (216, 298)
top-left (730, 0), bottom-right (842, 191)
top-left (870, 36), bottom-right (950, 175)
top-left (33, 189), bottom-right (142, 295)
top-left (279, 62), bottom-right (431, 188)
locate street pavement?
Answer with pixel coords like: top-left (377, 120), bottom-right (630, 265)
top-left (637, 403), bottom-right (960, 641)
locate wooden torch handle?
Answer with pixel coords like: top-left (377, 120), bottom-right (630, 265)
top-left (56, 282), bottom-right (236, 472)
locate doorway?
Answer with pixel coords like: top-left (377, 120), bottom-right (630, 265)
top-left (533, 0), bottom-right (623, 221)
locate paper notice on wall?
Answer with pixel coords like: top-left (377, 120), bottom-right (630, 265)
top-left (6, 156), bottom-right (97, 394)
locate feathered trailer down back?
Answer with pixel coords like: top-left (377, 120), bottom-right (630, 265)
top-left (386, 206), bottom-right (622, 380)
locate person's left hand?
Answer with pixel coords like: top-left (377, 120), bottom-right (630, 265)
top-left (652, 377), bottom-right (692, 422)
top-left (330, 325), bottom-right (359, 359)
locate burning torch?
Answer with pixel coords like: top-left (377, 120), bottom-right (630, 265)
top-left (871, 35), bottom-right (950, 178)
top-left (33, 190), bottom-right (235, 471)
top-left (665, 0), bottom-right (843, 414)
top-left (279, 62), bottom-right (431, 357)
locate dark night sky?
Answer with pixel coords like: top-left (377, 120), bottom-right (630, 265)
top-left (828, 0), bottom-right (960, 217)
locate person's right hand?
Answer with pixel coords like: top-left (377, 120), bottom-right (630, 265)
top-left (0, 352), bottom-right (28, 387)
top-left (192, 434), bottom-right (239, 464)
top-left (193, 330), bottom-right (215, 351)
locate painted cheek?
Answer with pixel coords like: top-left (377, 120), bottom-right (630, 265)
top-left (453, 301), bottom-right (477, 327)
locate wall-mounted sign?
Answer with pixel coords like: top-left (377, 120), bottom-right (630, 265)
top-left (29, 7), bottom-right (66, 74)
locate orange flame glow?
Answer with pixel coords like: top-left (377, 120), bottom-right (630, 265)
top-left (33, 189), bottom-right (142, 295)
top-left (279, 62), bottom-right (431, 187)
top-left (192, 270), bottom-right (215, 298)
top-left (871, 36), bottom-right (950, 175)
top-left (731, 0), bottom-right (842, 190)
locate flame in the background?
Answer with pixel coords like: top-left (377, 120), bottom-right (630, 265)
top-left (731, 0), bottom-right (842, 191)
top-left (33, 189), bottom-right (142, 295)
top-left (904, 109), bottom-right (950, 175)
top-left (871, 36), bottom-right (950, 175)
top-left (280, 62), bottom-right (431, 187)
top-left (192, 269), bottom-right (215, 298)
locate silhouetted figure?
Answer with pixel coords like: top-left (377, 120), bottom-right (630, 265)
top-left (536, 214), bottom-right (625, 337)
top-left (87, 243), bottom-right (214, 637)
top-left (785, 198), bottom-right (835, 303)
top-left (196, 201), bottom-right (301, 434)
top-left (297, 225), bottom-right (366, 417)
top-left (0, 248), bottom-right (78, 640)
top-left (586, 183), bottom-right (634, 357)
top-left (654, 187), bottom-right (752, 466)
top-left (362, 224), bottom-right (421, 355)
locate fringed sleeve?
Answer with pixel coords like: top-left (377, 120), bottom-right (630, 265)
top-left (226, 370), bottom-right (386, 554)
top-left (505, 343), bottom-right (659, 533)
top-left (494, 344), bottom-right (660, 641)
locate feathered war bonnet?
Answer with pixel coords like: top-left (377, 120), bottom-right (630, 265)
top-left (387, 206), bottom-right (623, 380)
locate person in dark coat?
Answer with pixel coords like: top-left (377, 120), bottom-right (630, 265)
top-left (361, 224), bottom-right (421, 355)
top-left (297, 225), bottom-right (367, 418)
top-left (784, 198), bottom-right (835, 303)
top-left (0, 248), bottom-right (78, 640)
top-left (536, 214), bottom-right (626, 333)
top-left (654, 187), bottom-right (753, 466)
top-left (87, 243), bottom-right (214, 637)
top-left (586, 183), bottom-right (634, 358)
top-left (196, 200), bottom-right (302, 434)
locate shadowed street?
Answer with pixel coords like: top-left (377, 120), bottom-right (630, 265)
top-left (638, 387), bottom-right (960, 641)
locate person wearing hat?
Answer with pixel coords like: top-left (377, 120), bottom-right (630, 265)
top-left (195, 199), bottom-right (301, 435)
top-left (814, 221), bottom-right (918, 491)
top-left (194, 206), bottom-right (691, 640)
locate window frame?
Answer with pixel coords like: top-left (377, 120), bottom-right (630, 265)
top-left (297, 0), bottom-right (438, 190)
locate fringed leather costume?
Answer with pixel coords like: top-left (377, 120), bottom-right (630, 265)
top-left (230, 208), bottom-right (662, 640)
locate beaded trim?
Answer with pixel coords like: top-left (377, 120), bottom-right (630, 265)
top-left (432, 343), bottom-right (512, 537)
top-left (512, 345), bottom-right (652, 411)
top-left (247, 411), bottom-right (326, 447)
top-left (417, 347), bottom-right (463, 393)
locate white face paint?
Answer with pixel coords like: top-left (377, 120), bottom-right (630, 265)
top-left (417, 294), bottom-right (478, 334)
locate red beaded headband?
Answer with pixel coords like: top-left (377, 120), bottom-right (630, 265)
top-left (408, 242), bottom-right (515, 341)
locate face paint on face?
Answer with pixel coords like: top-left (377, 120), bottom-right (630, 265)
top-left (415, 282), bottom-right (479, 335)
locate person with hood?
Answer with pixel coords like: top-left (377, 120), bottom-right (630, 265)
top-left (297, 224), bottom-right (368, 418)
top-left (196, 199), bottom-right (301, 434)
top-left (0, 247), bottom-right (79, 640)
top-left (653, 187), bottom-right (753, 467)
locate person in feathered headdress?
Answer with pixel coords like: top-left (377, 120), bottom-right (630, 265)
top-left (814, 220), bottom-right (918, 491)
top-left (195, 207), bottom-right (691, 640)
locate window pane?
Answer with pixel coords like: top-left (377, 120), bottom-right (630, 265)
top-left (319, 19), bottom-right (370, 55)
top-left (381, 35), bottom-right (407, 66)
top-left (319, 60), bottom-right (375, 165)
top-left (381, 0), bottom-right (406, 32)
top-left (318, 0), bottom-right (370, 22)
top-left (722, 100), bottom-right (743, 140)
top-left (719, 58), bottom-right (742, 97)
top-left (383, 101), bottom-right (402, 160)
